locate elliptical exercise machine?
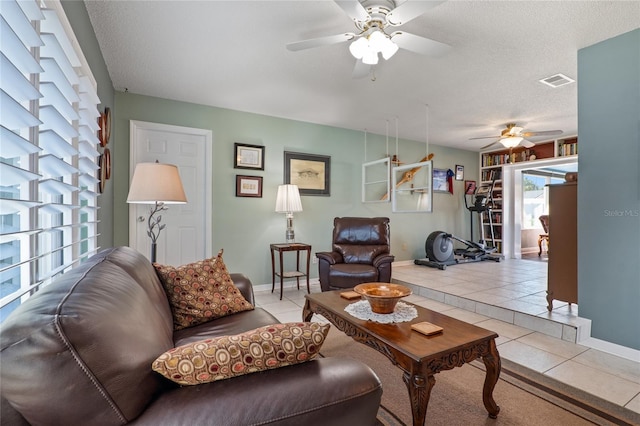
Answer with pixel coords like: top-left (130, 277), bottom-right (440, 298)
top-left (414, 171), bottom-right (502, 270)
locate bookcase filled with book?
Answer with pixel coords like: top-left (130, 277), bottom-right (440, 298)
top-left (478, 137), bottom-right (578, 254)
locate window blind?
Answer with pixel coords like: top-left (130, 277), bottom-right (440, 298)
top-left (0, 0), bottom-right (101, 321)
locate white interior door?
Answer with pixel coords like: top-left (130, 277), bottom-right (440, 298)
top-left (129, 121), bottom-right (212, 265)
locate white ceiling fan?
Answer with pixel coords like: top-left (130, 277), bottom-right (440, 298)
top-left (286, 0), bottom-right (451, 78)
top-left (470, 123), bottom-right (563, 150)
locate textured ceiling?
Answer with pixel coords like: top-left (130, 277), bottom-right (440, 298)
top-left (84, 0), bottom-right (640, 151)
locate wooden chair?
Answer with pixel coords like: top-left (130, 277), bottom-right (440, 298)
top-left (538, 214), bottom-right (550, 256)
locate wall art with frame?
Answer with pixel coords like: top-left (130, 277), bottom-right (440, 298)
top-left (235, 175), bottom-right (263, 198)
top-left (234, 143), bottom-right (265, 170)
top-left (433, 168), bottom-right (450, 193)
top-left (284, 151), bottom-right (330, 196)
top-left (464, 180), bottom-right (477, 194)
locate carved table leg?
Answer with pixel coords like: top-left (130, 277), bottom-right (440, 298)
top-left (302, 299), bottom-right (313, 322)
top-left (402, 371), bottom-right (435, 426)
top-left (481, 339), bottom-right (501, 419)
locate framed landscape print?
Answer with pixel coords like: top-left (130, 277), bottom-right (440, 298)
top-left (284, 151), bottom-right (330, 196)
top-left (234, 143), bottom-right (265, 170)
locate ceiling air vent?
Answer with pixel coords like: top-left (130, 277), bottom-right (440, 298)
top-left (539, 73), bottom-right (575, 88)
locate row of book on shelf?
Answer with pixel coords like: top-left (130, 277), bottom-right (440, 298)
top-left (481, 169), bottom-right (502, 181)
top-left (482, 225), bottom-right (502, 240)
top-left (559, 142), bottom-right (578, 156)
top-left (481, 149), bottom-right (536, 167)
top-left (481, 212), bottom-right (502, 224)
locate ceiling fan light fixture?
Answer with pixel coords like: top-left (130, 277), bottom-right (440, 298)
top-left (349, 37), bottom-right (368, 59)
top-left (368, 30), bottom-right (386, 51)
top-left (500, 136), bottom-right (523, 148)
top-left (381, 39), bottom-right (399, 60)
top-left (362, 50), bottom-right (379, 65)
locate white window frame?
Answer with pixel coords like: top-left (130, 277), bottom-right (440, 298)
top-left (0, 0), bottom-right (101, 321)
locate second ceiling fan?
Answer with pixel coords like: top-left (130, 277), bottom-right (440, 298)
top-left (471, 123), bottom-right (563, 150)
top-left (286, 0), bottom-right (451, 78)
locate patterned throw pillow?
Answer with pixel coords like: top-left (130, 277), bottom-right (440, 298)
top-left (154, 250), bottom-right (254, 330)
top-left (152, 322), bottom-right (330, 385)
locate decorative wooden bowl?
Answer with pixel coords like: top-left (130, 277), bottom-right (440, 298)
top-left (353, 283), bottom-right (412, 314)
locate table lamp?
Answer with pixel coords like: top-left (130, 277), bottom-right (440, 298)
top-left (127, 161), bottom-right (187, 262)
top-left (275, 184), bottom-right (303, 243)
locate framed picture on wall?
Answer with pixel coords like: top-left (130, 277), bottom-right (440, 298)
top-left (433, 168), bottom-right (449, 193)
top-left (235, 175), bottom-right (263, 197)
top-left (234, 143), bottom-right (265, 170)
top-left (455, 164), bottom-right (464, 181)
top-left (464, 180), bottom-right (476, 194)
top-left (284, 151), bottom-right (331, 196)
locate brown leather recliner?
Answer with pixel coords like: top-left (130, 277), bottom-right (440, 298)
top-left (316, 217), bottom-right (395, 291)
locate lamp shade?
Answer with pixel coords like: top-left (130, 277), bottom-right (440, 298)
top-left (275, 184), bottom-right (302, 213)
top-left (500, 136), bottom-right (523, 148)
top-left (127, 162), bottom-right (187, 204)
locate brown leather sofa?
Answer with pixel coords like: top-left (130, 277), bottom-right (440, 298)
top-left (316, 217), bottom-right (395, 292)
top-left (0, 246), bottom-right (382, 426)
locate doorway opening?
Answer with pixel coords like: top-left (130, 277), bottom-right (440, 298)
top-left (520, 169), bottom-right (566, 259)
top-left (501, 156), bottom-right (577, 259)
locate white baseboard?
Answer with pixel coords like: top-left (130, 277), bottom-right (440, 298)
top-left (579, 337), bottom-right (640, 362)
top-left (393, 260), bottom-right (416, 267)
top-left (253, 278), bottom-right (320, 293)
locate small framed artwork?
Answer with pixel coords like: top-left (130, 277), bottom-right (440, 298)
top-left (235, 175), bottom-right (263, 197)
top-left (433, 168), bottom-right (449, 193)
top-left (284, 151), bottom-right (331, 196)
top-left (464, 180), bottom-right (477, 194)
top-left (455, 164), bottom-right (464, 181)
top-left (234, 143), bottom-right (265, 170)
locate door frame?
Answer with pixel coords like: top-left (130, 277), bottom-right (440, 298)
top-left (502, 156), bottom-right (578, 258)
top-left (128, 120), bottom-right (213, 259)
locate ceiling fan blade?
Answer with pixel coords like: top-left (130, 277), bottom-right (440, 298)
top-left (334, 0), bottom-right (369, 23)
top-left (481, 140), bottom-right (500, 149)
top-left (469, 135), bottom-right (501, 140)
top-left (522, 139), bottom-right (535, 148)
top-left (286, 33), bottom-right (356, 52)
top-left (521, 130), bottom-right (563, 137)
top-left (352, 60), bottom-right (371, 79)
top-left (390, 31), bottom-right (451, 57)
top-left (386, 1), bottom-right (445, 26)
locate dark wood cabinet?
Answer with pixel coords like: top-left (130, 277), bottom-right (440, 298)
top-left (546, 182), bottom-right (577, 311)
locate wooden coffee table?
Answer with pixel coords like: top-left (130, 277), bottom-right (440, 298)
top-left (303, 291), bottom-right (501, 426)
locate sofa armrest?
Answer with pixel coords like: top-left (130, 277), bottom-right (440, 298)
top-left (315, 251), bottom-right (342, 265)
top-left (230, 273), bottom-right (255, 306)
top-left (372, 254), bottom-right (394, 268)
top-left (132, 358), bottom-right (381, 426)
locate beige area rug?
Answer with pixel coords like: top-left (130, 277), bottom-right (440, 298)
top-left (320, 328), bottom-right (640, 426)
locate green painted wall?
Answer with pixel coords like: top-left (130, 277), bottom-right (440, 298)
top-left (577, 29), bottom-right (640, 350)
top-left (112, 92), bottom-right (479, 284)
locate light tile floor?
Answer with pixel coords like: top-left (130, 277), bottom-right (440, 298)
top-left (254, 258), bottom-right (640, 414)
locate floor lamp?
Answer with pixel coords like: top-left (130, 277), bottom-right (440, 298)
top-left (127, 162), bottom-right (187, 263)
